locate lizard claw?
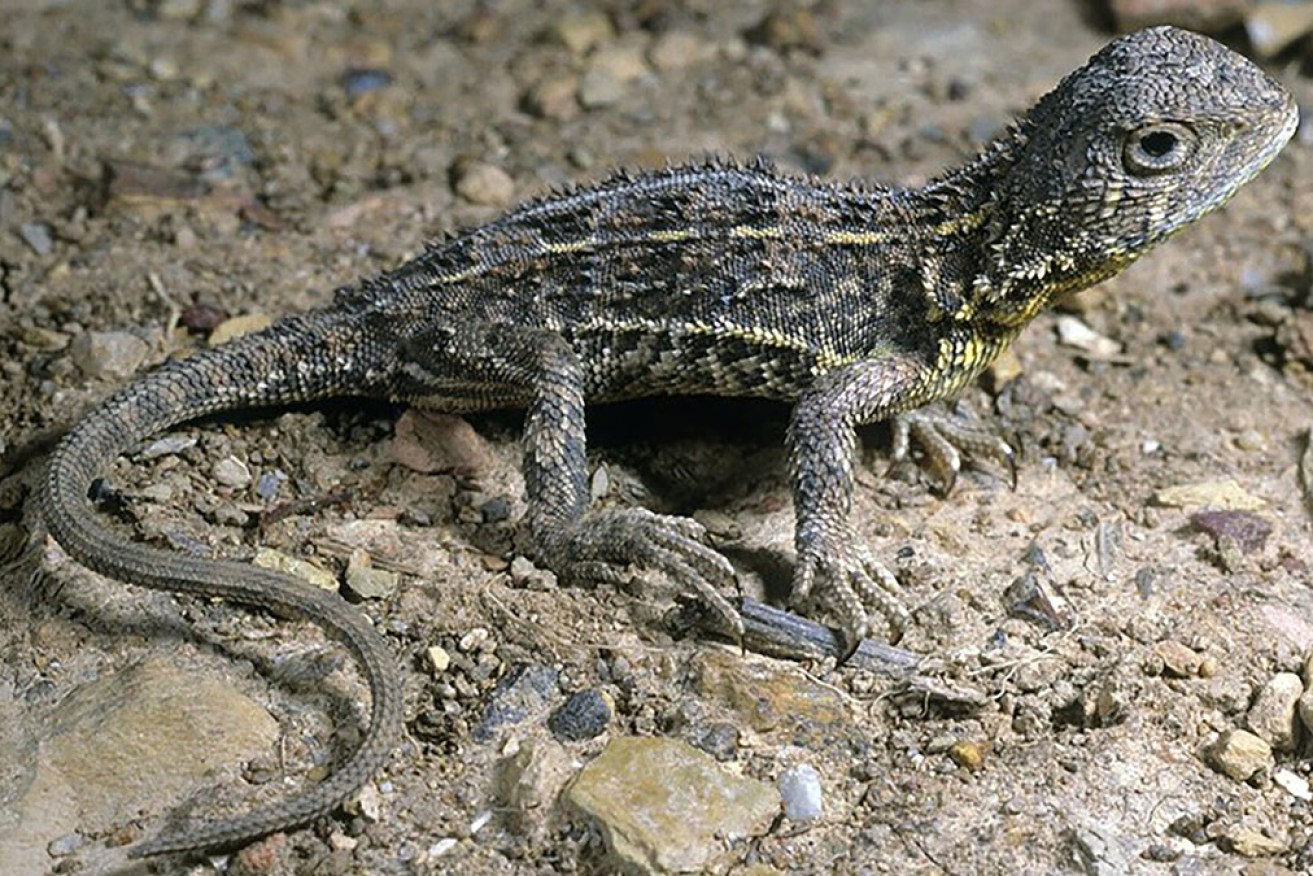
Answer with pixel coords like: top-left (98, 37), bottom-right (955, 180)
top-left (792, 527), bottom-right (910, 653)
top-left (892, 406), bottom-right (1016, 494)
top-left (551, 507), bottom-right (744, 642)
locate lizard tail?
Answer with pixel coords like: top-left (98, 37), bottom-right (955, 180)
top-left (42, 309), bottom-right (404, 858)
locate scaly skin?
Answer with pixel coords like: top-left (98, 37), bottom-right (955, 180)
top-left (43, 27), bottom-right (1297, 858)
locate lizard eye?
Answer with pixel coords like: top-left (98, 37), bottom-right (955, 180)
top-left (1122, 122), bottom-right (1197, 176)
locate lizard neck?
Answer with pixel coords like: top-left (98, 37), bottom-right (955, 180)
top-left (913, 115), bottom-right (1140, 331)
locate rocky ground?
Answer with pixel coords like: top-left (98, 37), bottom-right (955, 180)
top-left (2, 1), bottom-right (1313, 874)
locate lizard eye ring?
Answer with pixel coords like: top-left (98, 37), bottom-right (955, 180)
top-left (1122, 122), bottom-right (1197, 175)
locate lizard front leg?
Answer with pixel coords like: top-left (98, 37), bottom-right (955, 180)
top-left (398, 322), bottom-right (741, 636)
top-left (787, 356), bottom-right (931, 652)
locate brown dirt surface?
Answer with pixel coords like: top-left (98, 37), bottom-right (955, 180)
top-left (2, 1), bottom-right (1312, 874)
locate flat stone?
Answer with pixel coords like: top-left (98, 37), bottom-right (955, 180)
top-left (1224, 826), bottom-right (1288, 857)
top-left (0, 653), bottom-right (280, 869)
top-left (692, 650), bottom-right (849, 740)
top-left (1153, 480), bottom-right (1266, 511)
top-left (253, 547), bottom-right (339, 592)
top-left (565, 737), bottom-right (779, 874)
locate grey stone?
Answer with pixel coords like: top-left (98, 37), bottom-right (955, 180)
top-left (69, 331), bottom-right (149, 381)
top-left (1246, 673), bottom-right (1304, 752)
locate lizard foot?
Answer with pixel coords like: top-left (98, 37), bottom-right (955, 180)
top-left (546, 507), bottom-right (744, 640)
top-left (793, 526), bottom-right (911, 655)
top-left (892, 405), bottom-right (1016, 494)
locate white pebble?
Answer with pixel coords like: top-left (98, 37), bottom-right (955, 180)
top-left (778, 763), bottom-right (824, 822)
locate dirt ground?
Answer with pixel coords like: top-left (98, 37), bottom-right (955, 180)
top-left (2, 1), bottom-right (1312, 874)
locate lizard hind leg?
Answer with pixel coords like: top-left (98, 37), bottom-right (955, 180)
top-left (398, 322), bottom-right (743, 639)
top-left (892, 404), bottom-right (1017, 494)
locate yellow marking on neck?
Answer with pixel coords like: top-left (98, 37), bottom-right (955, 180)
top-left (932, 209), bottom-right (988, 237)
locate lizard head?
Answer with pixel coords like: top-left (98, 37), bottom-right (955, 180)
top-left (975, 26), bottom-right (1298, 324)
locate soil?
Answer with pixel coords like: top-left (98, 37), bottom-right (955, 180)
top-left (2, 1), bottom-right (1312, 874)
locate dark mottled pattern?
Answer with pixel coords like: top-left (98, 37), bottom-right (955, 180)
top-left (41, 27), bottom-right (1297, 859)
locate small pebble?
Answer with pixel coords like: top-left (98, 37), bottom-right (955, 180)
top-left (19, 222), bottom-right (53, 255)
top-left (347, 782), bottom-right (383, 822)
top-left (427, 645), bottom-right (451, 674)
top-left (452, 159), bottom-right (514, 207)
top-left (948, 740), bottom-right (987, 771)
top-left (1222, 826), bottom-right (1286, 857)
top-left (212, 455), bottom-right (252, 488)
top-left (479, 496), bottom-right (512, 523)
top-left (473, 664), bottom-right (559, 742)
top-left (138, 434), bottom-right (198, 460)
top-left (1154, 640), bottom-right (1202, 678)
top-left (256, 469), bottom-right (286, 501)
top-left (343, 67), bottom-right (392, 99)
top-left (47, 832), bottom-right (84, 856)
top-left (1274, 768), bottom-right (1312, 802)
top-left (523, 75), bottom-right (580, 120)
top-left (1055, 315), bottom-right (1121, 359)
top-left (156, 0), bottom-right (202, 19)
top-left (509, 555), bottom-right (557, 591)
top-left (1246, 672), bottom-right (1304, 752)
top-left (778, 763), bottom-right (824, 822)
top-left (179, 302), bottom-right (228, 332)
top-left (1190, 510), bottom-right (1273, 555)
top-left (578, 68), bottom-right (626, 108)
top-left (1153, 480), bottom-right (1265, 511)
top-left (1208, 728), bottom-right (1273, 782)
top-left (429, 837), bottom-right (459, 858)
top-left (345, 549), bottom-right (400, 599)
top-left (686, 721), bottom-right (739, 762)
top-left (460, 628), bottom-right (490, 652)
top-left (649, 31), bottom-right (710, 72)
top-left (548, 689), bottom-right (613, 741)
top-left (1233, 429), bottom-right (1267, 452)
top-left (69, 330), bottom-right (149, 380)
top-left (551, 10), bottom-right (613, 54)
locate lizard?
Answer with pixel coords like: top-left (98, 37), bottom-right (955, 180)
top-left (41, 26), bottom-right (1297, 859)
